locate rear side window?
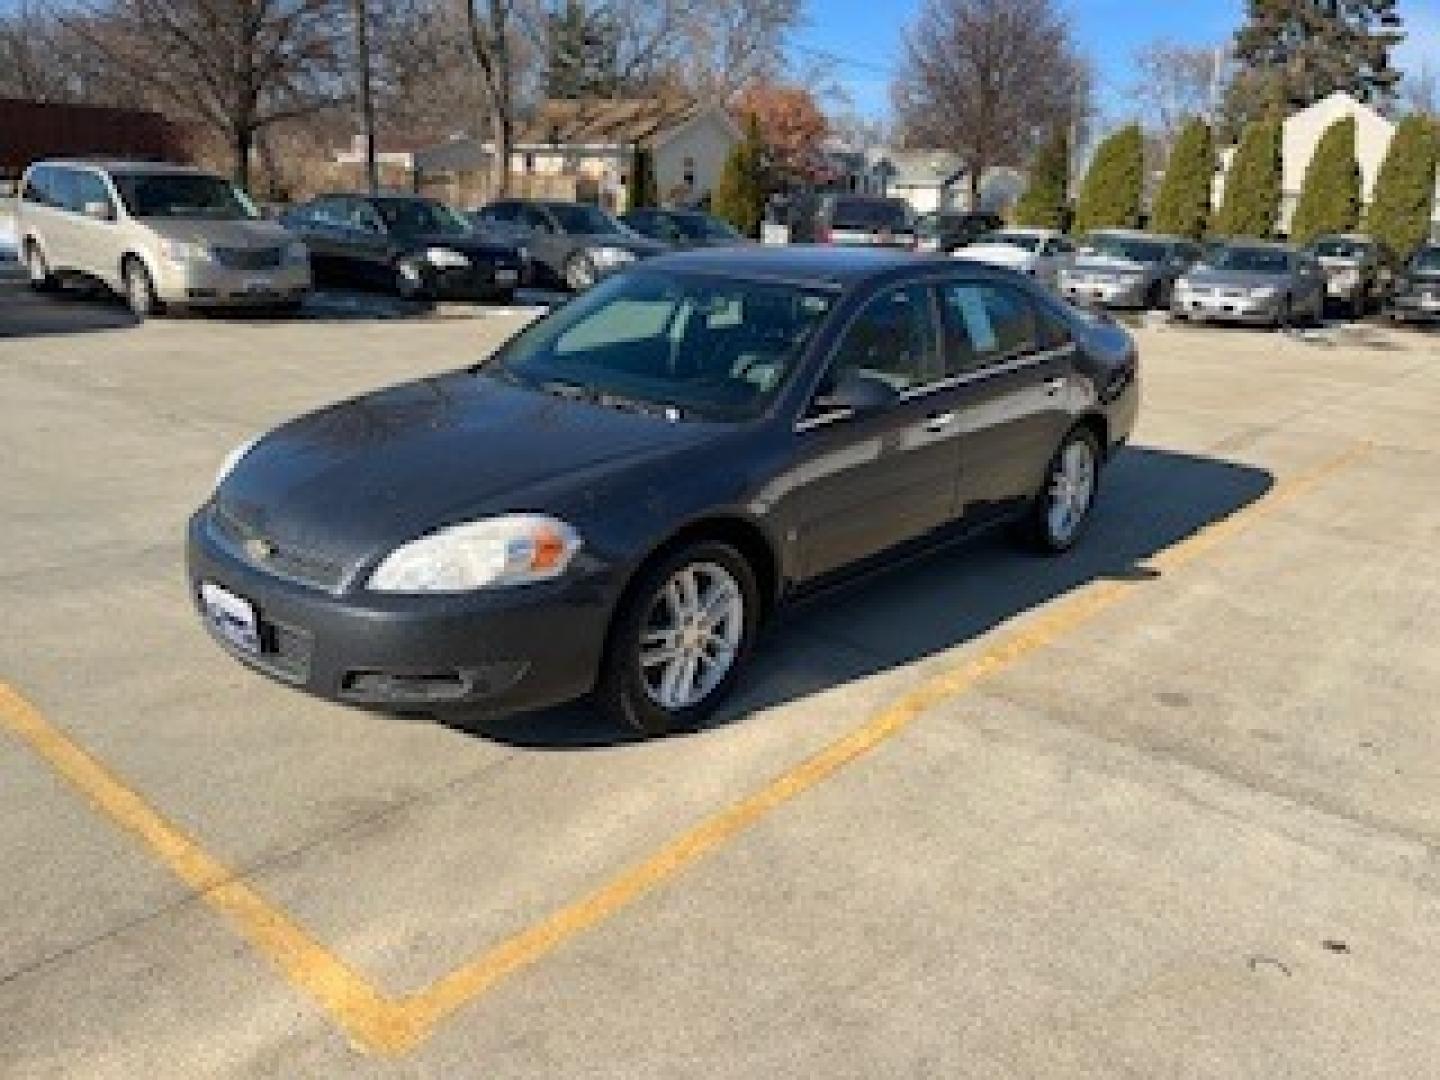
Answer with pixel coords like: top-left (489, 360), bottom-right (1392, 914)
top-left (940, 282), bottom-right (1040, 372)
top-left (71, 171), bottom-right (113, 215)
top-left (825, 285), bottom-right (940, 392)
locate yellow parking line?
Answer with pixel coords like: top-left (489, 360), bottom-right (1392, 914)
top-left (0, 439), bottom-right (1370, 1056)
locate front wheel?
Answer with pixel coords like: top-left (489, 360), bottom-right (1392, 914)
top-left (597, 541), bottom-right (760, 737)
top-left (123, 259), bottom-right (163, 319)
top-left (25, 242), bottom-right (58, 292)
top-left (1020, 426), bottom-right (1101, 554)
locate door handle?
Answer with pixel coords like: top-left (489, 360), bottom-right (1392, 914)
top-left (921, 412), bottom-right (957, 433)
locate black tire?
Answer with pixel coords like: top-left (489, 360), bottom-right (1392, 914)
top-left (1351, 291), bottom-right (1366, 321)
top-left (24, 241), bottom-right (58, 292)
top-left (596, 540), bottom-right (760, 737)
top-left (1275, 296), bottom-right (1292, 331)
top-left (122, 258), bottom-right (163, 319)
top-left (1018, 425), bottom-right (1103, 555)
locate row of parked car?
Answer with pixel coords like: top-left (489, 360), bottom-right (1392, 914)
top-left (13, 159), bottom-right (1440, 329)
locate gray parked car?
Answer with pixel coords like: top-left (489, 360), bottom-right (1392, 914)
top-left (1387, 244), bottom-right (1440, 324)
top-left (814, 195), bottom-right (917, 248)
top-left (1170, 241), bottom-right (1326, 328)
top-left (1305, 233), bottom-right (1401, 318)
top-left (1059, 230), bottom-right (1201, 309)
top-left (469, 199), bottom-right (667, 291)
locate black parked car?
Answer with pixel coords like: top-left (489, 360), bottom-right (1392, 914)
top-left (1387, 244), bottom-right (1440, 324)
top-left (620, 208), bottom-right (748, 248)
top-left (281, 194), bottom-right (523, 301)
top-left (915, 211), bottom-right (1004, 254)
top-left (469, 199), bottom-right (667, 291)
top-left (188, 248), bottom-right (1138, 735)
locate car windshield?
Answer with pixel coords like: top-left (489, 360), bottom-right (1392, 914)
top-left (830, 199), bottom-right (911, 230)
top-left (112, 173), bottom-right (258, 220)
top-left (375, 198), bottom-right (469, 237)
top-left (1081, 235), bottom-right (1168, 263)
top-left (550, 203), bottom-right (625, 235)
top-left (1211, 247), bottom-right (1291, 275)
top-left (487, 272), bottom-right (836, 422)
top-left (1311, 238), bottom-right (1371, 259)
top-left (979, 232), bottom-right (1041, 252)
top-left (1411, 248), bottom-right (1440, 274)
top-left (671, 213), bottom-right (740, 241)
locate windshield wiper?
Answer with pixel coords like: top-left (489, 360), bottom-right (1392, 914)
top-left (536, 378), bottom-right (683, 421)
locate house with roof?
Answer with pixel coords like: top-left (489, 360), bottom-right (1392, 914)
top-left (1214, 92), bottom-right (1440, 237)
top-left (413, 98), bottom-right (742, 211)
top-left (853, 148), bottom-right (1026, 217)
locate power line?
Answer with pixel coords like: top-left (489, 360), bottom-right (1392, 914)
top-left (792, 44), bottom-right (896, 77)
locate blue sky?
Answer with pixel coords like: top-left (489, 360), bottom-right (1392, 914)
top-left (796, 0), bottom-right (1439, 122)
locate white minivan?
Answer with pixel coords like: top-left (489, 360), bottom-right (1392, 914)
top-left (16, 160), bottom-right (310, 318)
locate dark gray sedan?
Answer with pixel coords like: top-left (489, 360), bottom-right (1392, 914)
top-left (1388, 244), bottom-right (1440, 324)
top-left (469, 199), bottom-right (667, 290)
top-left (187, 248), bottom-right (1139, 735)
top-left (1059, 230), bottom-right (1201, 309)
top-left (620, 208), bottom-right (747, 248)
top-left (1170, 241), bottom-right (1326, 328)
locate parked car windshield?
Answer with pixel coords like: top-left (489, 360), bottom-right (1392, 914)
top-left (1410, 248), bottom-right (1440, 274)
top-left (979, 232), bottom-right (1041, 252)
top-left (375, 198), bottom-right (470, 237)
top-left (829, 199), bottom-right (911, 230)
top-left (671, 213), bottom-right (741, 241)
top-left (550, 203), bottom-right (626, 235)
top-left (487, 272), bottom-right (835, 421)
top-left (1080, 235), bottom-right (1169, 263)
top-left (1212, 247), bottom-right (1292, 275)
top-left (1311, 238), bottom-right (1372, 259)
top-left (112, 173), bottom-right (258, 220)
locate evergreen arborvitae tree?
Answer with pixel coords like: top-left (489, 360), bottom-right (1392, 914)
top-left (1213, 117), bottom-right (1283, 238)
top-left (1151, 117), bottom-right (1214, 239)
top-left (1013, 125), bottom-right (1070, 230)
top-left (1366, 114), bottom-right (1439, 258)
top-left (1289, 115), bottom-right (1361, 244)
top-left (1073, 124), bottom-right (1144, 234)
top-left (629, 146), bottom-right (658, 209)
top-left (713, 117), bottom-right (766, 238)
top-left (1228, 0), bottom-right (1405, 125)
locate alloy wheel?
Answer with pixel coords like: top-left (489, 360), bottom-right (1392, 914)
top-left (639, 562), bottom-right (745, 711)
top-left (1046, 439), bottom-right (1096, 548)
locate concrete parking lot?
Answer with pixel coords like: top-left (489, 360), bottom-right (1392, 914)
top-left (2, 276), bottom-right (1439, 1077)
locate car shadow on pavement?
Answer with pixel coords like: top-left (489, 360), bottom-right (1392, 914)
top-left (455, 445), bottom-right (1275, 750)
top-left (0, 272), bottom-right (139, 338)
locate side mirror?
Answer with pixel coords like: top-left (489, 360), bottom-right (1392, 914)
top-left (83, 200), bottom-right (113, 221)
top-left (815, 371), bottom-right (900, 419)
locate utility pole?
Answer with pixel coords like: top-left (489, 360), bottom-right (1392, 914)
top-left (353, 0), bottom-right (378, 194)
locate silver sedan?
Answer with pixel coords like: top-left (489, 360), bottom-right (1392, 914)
top-left (1170, 242), bottom-right (1327, 329)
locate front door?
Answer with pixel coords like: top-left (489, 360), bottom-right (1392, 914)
top-left (785, 283), bottom-right (967, 580)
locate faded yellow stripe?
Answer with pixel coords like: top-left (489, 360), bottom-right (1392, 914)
top-left (0, 439), bottom-right (1370, 1056)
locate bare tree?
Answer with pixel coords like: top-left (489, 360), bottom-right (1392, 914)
top-left (461, 0), bottom-right (524, 197)
top-left (65, 0), bottom-right (345, 189)
top-left (670, 0), bottom-right (802, 98)
top-left (1129, 39), bottom-right (1228, 148)
top-left (0, 3), bottom-right (124, 103)
top-left (892, 0), bottom-right (1089, 204)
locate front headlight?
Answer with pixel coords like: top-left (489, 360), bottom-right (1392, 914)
top-left (425, 247), bottom-right (471, 269)
top-left (588, 246), bottom-right (637, 268)
top-left (162, 240), bottom-right (210, 263)
top-left (284, 240), bottom-right (308, 263)
top-left (368, 515), bottom-right (582, 593)
top-left (214, 436), bottom-right (259, 490)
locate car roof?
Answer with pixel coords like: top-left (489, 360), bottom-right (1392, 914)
top-left (32, 159), bottom-right (214, 176)
top-left (634, 245), bottom-right (1006, 289)
top-left (1218, 239), bottom-right (1296, 251)
top-left (1086, 228), bottom-right (1185, 243)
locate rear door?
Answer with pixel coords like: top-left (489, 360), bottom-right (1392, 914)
top-left (787, 283), bottom-right (970, 580)
top-left (936, 278), bottom-right (1078, 521)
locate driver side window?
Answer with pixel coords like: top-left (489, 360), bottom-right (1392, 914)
top-left (818, 285), bottom-right (940, 405)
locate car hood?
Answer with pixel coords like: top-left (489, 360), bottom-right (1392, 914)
top-left (1069, 255), bottom-right (1151, 275)
top-left (1181, 267), bottom-right (1288, 289)
top-left (953, 244), bottom-right (1036, 268)
top-left (216, 371), bottom-right (718, 565)
top-left (144, 218), bottom-right (290, 247)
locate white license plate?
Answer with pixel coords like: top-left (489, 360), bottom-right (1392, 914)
top-left (201, 580), bottom-right (260, 654)
top-left (495, 268), bottom-right (519, 285)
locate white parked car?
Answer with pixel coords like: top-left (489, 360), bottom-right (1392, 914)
top-left (953, 228), bottom-right (1076, 287)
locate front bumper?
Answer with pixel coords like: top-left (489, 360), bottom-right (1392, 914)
top-left (154, 258), bottom-right (311, 305)
top-left (1061, 278), bottom-right (1150, 308)
top-left (1171, 291), bottom-right (1283, 324)
top-left (1325, 277), bottom-right (1364, 299)
top-left (186, 510), bottom-right (615, 713)
top-left (1389, 293), bottom-right (1440, 321)
top-left (427, 261), bottom-right (523, 299)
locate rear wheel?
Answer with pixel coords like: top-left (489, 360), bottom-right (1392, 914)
top-left (122, 258), bottom-right (162, 319)
top-left (1020, 426), bottom-right (1101, 554)
top-left (597, 541), bottom-right (759, 737)
top-left (25, 242), bottom-right (57, 292)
